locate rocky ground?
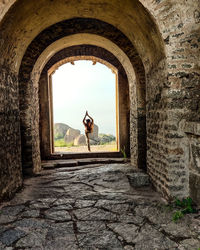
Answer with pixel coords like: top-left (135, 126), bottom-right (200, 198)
top-left (0, 161), bottom-right (199, 250)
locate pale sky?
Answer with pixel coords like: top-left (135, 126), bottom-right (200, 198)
top-left (52, 60), bottom-right (116, 135)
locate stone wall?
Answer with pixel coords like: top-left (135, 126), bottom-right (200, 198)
top-left (0, 66), bottom-right (22, 200)
top-left (184, 122), bottom-right (200, 204)
top-left (144, 0), bottom-right (200, 202)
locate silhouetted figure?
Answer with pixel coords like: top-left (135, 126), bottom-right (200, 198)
top-left (83, 111), bottom-right (94, 152)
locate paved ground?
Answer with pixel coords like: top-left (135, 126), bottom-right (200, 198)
top-left (0, 162), bottom-right (200, 250)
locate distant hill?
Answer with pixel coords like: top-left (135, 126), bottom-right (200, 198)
top-left (54, 123), bottom-right (71, 140)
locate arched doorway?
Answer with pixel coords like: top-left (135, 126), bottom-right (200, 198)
top-left (39, 51), bottom-right (130, 160)
top-left (18, 19), bottom-right (147, 175)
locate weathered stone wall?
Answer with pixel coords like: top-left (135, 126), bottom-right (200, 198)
top-left (146, 59), bottom-right (171, 198)
top-left (39, 72), bottom-right (52, 159)
top-left (144, 0), bottom-right (200, 203)
top-left (0, 66), bottom-right (22, 200)
top-left (184, 122), bottom-right (200, 204)
top-left (19, 76), bottom-right (41, 175)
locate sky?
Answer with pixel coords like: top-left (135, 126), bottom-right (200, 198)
top-left (52, 60), bottom-right (116, 135)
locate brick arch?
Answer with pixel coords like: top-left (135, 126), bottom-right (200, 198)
top-left (39, 45), bottom-right (130, 162)
top-left (18, 18), bottom-right (146, 174)
top-left (47, 56), bottom-right (118, 76)
top-left (19, 18), bottom-right (144, 83)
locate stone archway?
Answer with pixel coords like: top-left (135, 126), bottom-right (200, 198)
top-left (18, 19), bottom-right (147, 176)
top-left (6, 0), bottom-right (200, 204)
top-left (38, 45), bottom-right (131, 162)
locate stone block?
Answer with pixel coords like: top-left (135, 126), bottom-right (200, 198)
top-left (66, 128), bottom-right (80, 138)
top-left (54, 123), bottom-right (70, 138)
top-left (74, 134), bottom-right (86, 146)
top-left (64, 128), bottom-right (80, 143)
top-left (189, 171), bottom-right (200, 206)
top-left (64, 134), bottom-right (74, 144)
top-left (127, 172), bottom-right (150, 187)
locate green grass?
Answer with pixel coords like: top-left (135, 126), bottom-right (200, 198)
top-left (100, 140), bottom-right (116, 146)
top-left (54, 139), bottom-right (74, 147)
top-left (172, 197), bottom-right (197, 222)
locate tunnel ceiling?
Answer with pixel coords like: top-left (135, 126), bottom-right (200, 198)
top-left (0, 0), bottom-right (165, 73)
top-left (18, 19), bottom-right (146, 110)
top-left (19, 18), bottom-right (143, 81)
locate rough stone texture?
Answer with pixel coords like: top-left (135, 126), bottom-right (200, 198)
top-left (54, 123), bottom-right (70, 138)
top-left (143, 0), bottom-right (200, 203)
top-left (64, 128), bottom-right (80, 144)
top-left (0, 66), bottom-right (22, 201)
top-left (74, 134), bottom-right (87, 146)
top-left (66, 128), bottom-right (80, 139)
top-left (184, 122), bottom-right (200, 204)
top-left (0, 0), bottom-right (199, 205)
top-left (0, 163), bottom-right (199, 249)
top-left (127, 172), bottom-right (150, 187)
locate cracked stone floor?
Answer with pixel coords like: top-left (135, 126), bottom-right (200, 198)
top-left (0, 162), bottom-right (200, 250)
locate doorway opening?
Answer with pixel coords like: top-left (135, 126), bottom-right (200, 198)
top-left (50, 59), bottom-right (119, 154)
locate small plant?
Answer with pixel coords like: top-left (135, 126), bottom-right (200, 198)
top-left (120, 146), bottom-right (127, 159)
top-left (172, 197), bottom-right (197, 222)
top-left (172, 210), bottom-right (183, 222)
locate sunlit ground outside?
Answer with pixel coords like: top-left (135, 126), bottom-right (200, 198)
top-left (52, 60), bottom-right (117, 153)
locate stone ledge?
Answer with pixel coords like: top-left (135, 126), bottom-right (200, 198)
top-left (184, 121), bottom-right (200, 136)
top-left (127, 172), bottom-right (150, 187)
top-left (42, 158), bottom-right (129, 169)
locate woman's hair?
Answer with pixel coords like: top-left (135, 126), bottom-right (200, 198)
top-left (86, 119), bottom-right (91, 123)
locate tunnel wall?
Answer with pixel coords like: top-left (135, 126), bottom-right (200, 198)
top-left (0, 67), bottom-right (22, 200)
top-left (144, 0), bottom-right (200, 201)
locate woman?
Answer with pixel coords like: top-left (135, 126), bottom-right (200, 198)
top-left (83, 111), bottom-right (94, 151)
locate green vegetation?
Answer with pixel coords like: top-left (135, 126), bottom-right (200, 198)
top-left (98, 134), bottom-right (116, 145)
top-left (54, 139), bottom-right (74, 147)
top-left (172, 197), bottom-right (197, 222)
top-left (172, 210), bottom-right (184, 222)
top-left (120, 146), bottom-right (127, 158)
top-left (54, 133), bottom-right (64, 140)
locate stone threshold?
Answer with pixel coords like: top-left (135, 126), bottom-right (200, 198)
top-left (42, 157), bottom-right (129, 170)
top-left (46, 151), bottom-right (122, 160)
